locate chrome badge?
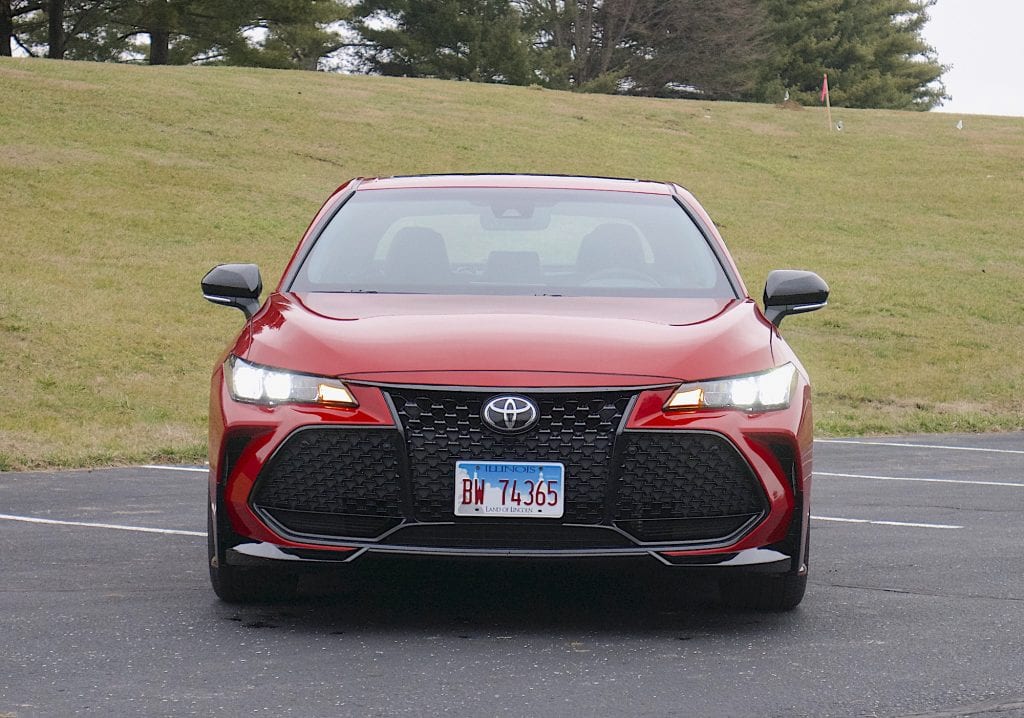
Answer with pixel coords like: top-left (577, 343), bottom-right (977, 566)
top-left (481, 395), bottom-right (540, 434)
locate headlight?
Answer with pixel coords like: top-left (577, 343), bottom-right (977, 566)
top-left (225, 356), bottom-right (358, 407)
top-left (665, 363), bottom-right (797, 413)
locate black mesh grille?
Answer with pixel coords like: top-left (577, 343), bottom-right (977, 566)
top-left (261, 509), bottom-right (400, 539)
top-left (247, 403), bottom-right (769, 547)
top-left (251, 428), bottom-right (404, 538)
top-left (387, 389), bottom-right (634, 523)
top-left (614, 516), bottom-right (756, 543)
top-left (612, 432), bottom-right (767, 542)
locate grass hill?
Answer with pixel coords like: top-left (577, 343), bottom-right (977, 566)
top-left (1, 58), bottom-right (1022, 469)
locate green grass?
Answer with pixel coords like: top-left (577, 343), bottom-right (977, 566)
top-left (1, 58), bottom-right (1022, 470)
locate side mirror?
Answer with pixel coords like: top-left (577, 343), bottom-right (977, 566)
top-left (763, 270), bottom-right (829, 327)
top-left (201, 264), bottom-right (262, 319)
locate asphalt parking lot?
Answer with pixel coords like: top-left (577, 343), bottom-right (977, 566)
top-left (1, 434), bottom-right (1023, 718)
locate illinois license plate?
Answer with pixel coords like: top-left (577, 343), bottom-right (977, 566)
top-left (454, 460), bottom-right (565, 518)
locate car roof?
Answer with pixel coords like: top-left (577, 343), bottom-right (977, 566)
top-left (353, 174), bottom-right (676, 195)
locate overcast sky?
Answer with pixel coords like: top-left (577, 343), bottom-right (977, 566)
top-left (922, 0), bottom-right (1024, 117)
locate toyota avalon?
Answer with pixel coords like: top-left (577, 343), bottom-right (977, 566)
top-left (201, 174), bottom-right (828, 610)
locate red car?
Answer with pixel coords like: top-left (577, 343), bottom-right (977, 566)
top-left (202, 174), bottom-right (828, 610)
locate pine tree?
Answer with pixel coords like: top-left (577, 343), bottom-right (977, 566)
top-left (354, 0), bottom-right (532, 85)
top-left (222, 0), bottom-right (349, 71)
top-left (11, 0), bottom-right (347, 68)
top-left (760, 0), bottom-right (947, 110)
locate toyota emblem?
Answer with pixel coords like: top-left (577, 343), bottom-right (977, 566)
top-left (481, 395), bottom-right (540, 434)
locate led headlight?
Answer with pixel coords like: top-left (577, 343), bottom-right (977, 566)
top-left (225, 356), bottom-right (357, 407)
top-left (665, 363), bottom-right (797, 413)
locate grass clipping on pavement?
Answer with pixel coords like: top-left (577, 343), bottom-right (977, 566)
top-left (1, 58), bottom-right (1022, 469)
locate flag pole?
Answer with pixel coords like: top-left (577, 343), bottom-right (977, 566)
top-left (822, 73), bottom-right (833, 131)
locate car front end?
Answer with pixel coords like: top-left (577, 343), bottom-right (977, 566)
top-left (202, 175), bottom-right (827, 610)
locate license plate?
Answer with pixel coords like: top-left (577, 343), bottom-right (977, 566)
top-left (454, 460), bottom-right (565, 518)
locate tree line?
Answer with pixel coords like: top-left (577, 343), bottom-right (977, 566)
top-left (1, 0), bottom-right (349, 69)
top-left (1, 0), bottom-right (948, 109)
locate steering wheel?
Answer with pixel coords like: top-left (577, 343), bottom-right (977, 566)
top-left (580, 268), bottom-right (663, 288)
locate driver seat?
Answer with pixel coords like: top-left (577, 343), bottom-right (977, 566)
top-left (384, 227), bottom-right (451, 283)
top-left (576, 223), bottom-right (647, 276)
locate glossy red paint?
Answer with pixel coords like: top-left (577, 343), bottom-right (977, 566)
top-left (239, 293), bottom-right (776, 386)
top-left (208, 366), bottom-right (395, 553)
top-left (626, 381), bottom-right (813, 552)
top-left (205, 174), bottom-right (823, 606)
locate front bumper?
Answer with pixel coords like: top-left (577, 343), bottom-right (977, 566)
top-left (209, 377), bottom-right (812, 571)
top-left (228, 541), bottom-right (794, 572)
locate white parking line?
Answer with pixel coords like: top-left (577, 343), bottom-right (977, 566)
top-left (1, 511), bottom-right (957, 538)
top-left (816, 439), bottom-right (1024, 455)
top-left (813, 515), bottom-right (962, 530)
top-left (817, 471), bottom-right (1024, 488)
top-left (141, 465), bottom-right (207, 473)
top-left (0, 513), bottom-right (205, 537)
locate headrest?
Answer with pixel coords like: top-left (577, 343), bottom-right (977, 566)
top-left (384, 227), bottom-right (450, 282)
top-left (577, 223), bottom-right (646, 273)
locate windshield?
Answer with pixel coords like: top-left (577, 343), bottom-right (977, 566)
top-left (289, 187), bottom-right (736, 298)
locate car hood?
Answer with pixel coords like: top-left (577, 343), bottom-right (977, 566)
top-left (239, 293), bottom-right (775, 387)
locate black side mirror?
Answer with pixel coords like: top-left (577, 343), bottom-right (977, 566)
top-left (763, 270), bottom-right (829, 327)
top-left (201, 264), bottom-right (263, 319)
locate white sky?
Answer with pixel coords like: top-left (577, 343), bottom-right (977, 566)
top-left (922, 0), bottom-right (1024, 117)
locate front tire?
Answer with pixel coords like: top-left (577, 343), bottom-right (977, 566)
top-left (207, 506), bottom-right (298, 604)
top-left (719, 572), bottom-right (807, 611)
top-left (720, 505), bottom-right (812, 611)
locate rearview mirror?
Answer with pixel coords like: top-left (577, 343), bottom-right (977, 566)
top-left (201, 264), bottom-right (262, 319)
top-left (763, 270), bottom-right (829, 327)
